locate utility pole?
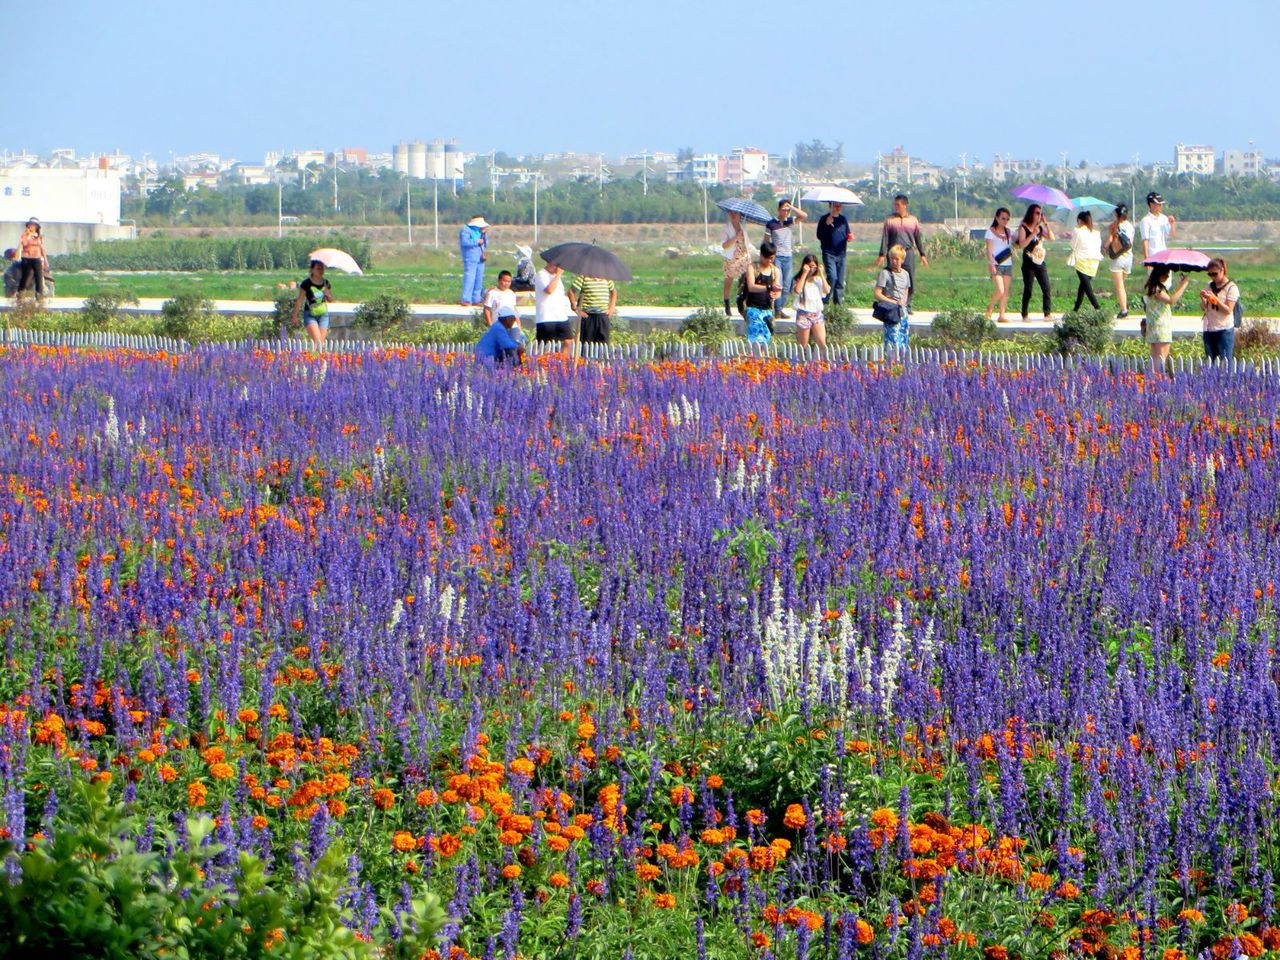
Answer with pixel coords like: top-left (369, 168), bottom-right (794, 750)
top-left (533, 174), bottom-right (541, 245)
top-left (433, 179), bottom-right (439, 248)
top-left (875, 152), bottom-right (881, 199)
top-left (1060, 151), bottom-right (1069, 192)
top-left (490, 147), bottom-right (497, 204)
top-left (406, 179), bottom-right (413, 245)
top-left (642, 149), bottom-right (648, 196)
top-left (598, 154), bottom-right (604, 196)
top-left (332, 151), bottom-right (339, 213)
top-left (702, 179), bottom-right (709, 243)
top-left (277, 181), bottom-right (283, 238)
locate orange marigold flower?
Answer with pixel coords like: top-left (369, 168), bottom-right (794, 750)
top-left (498, 830), bottom-right (523, 846)
top-left (983, 947), bottom-right (1009, 960)
top-left (1225, 903), bottom-right (1249, 924)
top-left (392, 831), bottom-right (419, 853)
top-left (209, 762), bottom-right (235, 781)
top-left (187, 781), bottom-right (208, 807)
top-left (501, 864), bottom-right (521, 880)
top-left (746, 809), bottom-right (766, 826)
top-left (237, 709), bottom-right (259, 724)
top-left (653, 893), bottom-right (676, 909)
top-left (548, 872), bottom-right (569, 888)
top-left (870, 808), bottom-right (899, 829)
top-left (547, 835), bottom-right (570, 852)
top-left (1178, 909), bottom-right (1206, 924)
top-left (635, 863), bottom-right (661, 881)
top-left (856, 919), bottom-right (875, 945)
top-left (705, 775), bottom-right (723, 789)
top-left (750, 931), bottom-right (771, 950)
top-left (670, 785), bottom-right (693, 806)
top-left (415, 788), bottom-right (439, 807)
top-left (251, 815), bottom-right (269, 830)
top-left (433, 833), bottom-right (461, 858)
top-left (1162, 950), bottom-right (1187, 960)
top-left (158, 764), bottom-right (178, 782)
top-left (326, 799), bottom-right (347, 817)
top-left (783, 804), bottom-right (807, 829)
top-left (371, 788), bottom-right (395, 810)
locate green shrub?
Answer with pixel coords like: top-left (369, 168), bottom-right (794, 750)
top-left (930, 308), bottom-right (998, 348)
top-left (353, 295), bottom-right (411, 331)
top-left (924, 232), bottom-right (984, 261)
top-left (0, 782), bottom-right (444, 960)
top-left (272, 290), bottom-right (298, 326)
top-left (50, 235), bottom-right (373, 273)
top-left (80, 291), bottom-right (140, 327)
top-left (679, 304), bottom-right (732, 345)
top-left (1051, 308), bottom-right (1114, 356)
top-left (823, 300), bottom-right (855, 338)
top-left (405, 319), bottom-right (482, 344)
top-left (158, 293), bottom-right (217, 340)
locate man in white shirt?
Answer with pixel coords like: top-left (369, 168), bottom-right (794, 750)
top-left (482, 270), bottom-right (520, 328)
top-left (1139, 191), bottom-right (1176, 261)
top-left (534, 261), bottom-right (575, 353)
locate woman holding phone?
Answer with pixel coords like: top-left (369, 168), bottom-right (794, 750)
top-left (1016, 204), bottom-right (1055, 321)
top-left (791, 254), bottom-right (830, 348)
top-left (985, 207), bottom-right (1014, 322)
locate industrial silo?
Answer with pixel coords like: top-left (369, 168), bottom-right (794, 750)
top-left (409, 141), bottom-right (427, 179)
top-left (427, 140), bottom-right (445, 181)
top-left (444, 142), bottom-right (464, 186)
top-left (392, 141), bottom-right (409, 175)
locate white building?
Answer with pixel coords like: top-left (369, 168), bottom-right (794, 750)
top-left (1175, 143), bottom-right (1214, 176)
top-left (0, 167), bottom-right (130, 253)
top-left (991, 155), bottom-right (1045, 180)
top-left (1222, 148), bottom-right (1264, 177)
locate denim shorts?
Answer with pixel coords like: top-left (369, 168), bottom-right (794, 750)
top-left (994, 264), bottom-right (1013, 278)
top-left (304, 310), bottom-right (330, 330)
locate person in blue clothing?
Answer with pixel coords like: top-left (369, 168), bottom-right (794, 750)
top-left (815, 202), bottom-right (850, 304)
top-left (475, 306), bottom-right (526, 365)
top-left (459, 215), bottom-right (489, 306)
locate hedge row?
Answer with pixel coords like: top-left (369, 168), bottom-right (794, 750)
top-left (50, 235), bottom-right (373, 272)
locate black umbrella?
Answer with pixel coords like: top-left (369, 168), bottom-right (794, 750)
top-left (539, 242), bottom-right (634, 282)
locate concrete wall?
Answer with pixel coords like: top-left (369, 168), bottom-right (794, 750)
top-left (0, 222), bottom-right (135, 256)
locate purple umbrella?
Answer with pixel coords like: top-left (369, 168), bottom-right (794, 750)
top-left (1143, 248), bottom-right (1212, 271)
top-left (1010, 183), bottom-right (1071, 208)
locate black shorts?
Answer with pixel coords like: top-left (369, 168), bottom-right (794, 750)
top-left (535, 320), bottom-right (575, 342)
top-left (579, 312), bottom-right (610, 344)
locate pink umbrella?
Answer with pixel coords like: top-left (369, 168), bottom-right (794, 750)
top-left (1143, 249), bottom-right (1212, 272)
top-left (1010, 183), bottom-right (1071, 208)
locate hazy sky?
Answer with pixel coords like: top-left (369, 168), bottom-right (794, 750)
top-left (30, 0), bottom-right (1280, 166)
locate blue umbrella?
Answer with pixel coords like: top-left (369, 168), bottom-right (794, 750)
top-left (1053, 196), bottom-right (1117, 221)
top-left (715, 197), bottom-right (772, 225)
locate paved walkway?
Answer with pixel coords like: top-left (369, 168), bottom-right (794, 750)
top-left (0, 296), bottom-right (1262, 338)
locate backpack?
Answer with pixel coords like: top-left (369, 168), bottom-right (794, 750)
top-left (1214, 281), bottom-right (1244, 328)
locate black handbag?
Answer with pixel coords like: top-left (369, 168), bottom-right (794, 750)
top-left (872, 301), bottom-right (900, 324)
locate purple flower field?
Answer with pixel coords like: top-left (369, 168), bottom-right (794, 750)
top-left (1, 346), bottom-right (1279, 959)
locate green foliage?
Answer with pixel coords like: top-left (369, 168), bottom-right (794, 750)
top-left (353, 295), bottom-right (411, 331)
top-left (404, 319), bottom-right (483, 344)
top-left (679, 304), bottom-right (732, 344)
top-left (923, 231), bottom-right (984, 261)
top-left (1237, 319), bottom-right (1280, 354)
top-left (1052, 308), bottom-right (1115, 356)
top-left (80, 291), bottom-right (140, 327)
top-left (0, 782), bottom-right (445, 960)
top-left (158, 293), bottom-right (217, 340)
top-left (52, 235), bottom-right (372, 273)
top-left (823, 300), bottom-right (855, 338)
top-left (272, 290), bottom-right (298, 326)
top-left (930, 308), bottom-right (998, 348)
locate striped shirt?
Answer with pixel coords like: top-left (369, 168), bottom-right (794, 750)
top-left (571, 276), bottom-right (615, 313)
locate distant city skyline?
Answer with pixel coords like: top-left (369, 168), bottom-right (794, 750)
top-left (33, 0), bottom-right (1280, 164)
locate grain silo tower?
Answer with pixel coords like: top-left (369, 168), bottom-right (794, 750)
top-left (444, 141), bottom-right (464, 186)
top-left (392, 141), bottom-right (409, 175)
top-left (408, 141), bottom-right (428, 179)
top-left (427, 140), bottom-right (446, 181)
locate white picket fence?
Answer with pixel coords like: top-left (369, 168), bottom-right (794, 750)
top-left (1, 326), bottom-right (1273, 376)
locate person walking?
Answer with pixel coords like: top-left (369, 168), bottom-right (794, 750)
top-left (1139, 192), bottom-right (1176, 266)
top-left (1015, 204), bottom-right (1055, 321)
top-left (1067, 211), bottom-right (1103, 312)
top-left (815, 201), bottom-right (850, 304)
top-left (743, 241), bottom-right (783, 344)
top-left (873, 195), bottom-right (928, 312)
top-left (1200, 258), bottom-right (1240, 362)
top-left (290, 259), bottom-right (334, 346)
top-left (15, 219), bottom-right (47, 304)
top-left (873, 244), bottom-right (912, 350)
top-left (766, 198), bottom-right (807, 316)
top-left (1142, 264), bottom-right (1189, 372)
top-left (1105, 203), bottom-right (1136, 318)
top-left (458, 215), bottom-right (489, 306)
top-left (984, 207), bottom-right (1015, 322)
top-left (534, 259), bottom-right (575, 354)
top-left (791, 254), bottom-right (830, 349)
top-left (568, 273), bottom-right (617, 345)
top-left (719, 210), bottom-right (751, 317)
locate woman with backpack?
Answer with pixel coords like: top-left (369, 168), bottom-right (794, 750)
top-left (1016, 204), bottom-right (1055, 322)
top-left (1105, 204), bottom-right (1136, 319)
top-left (1200, 258), bottom-right (1240, 362)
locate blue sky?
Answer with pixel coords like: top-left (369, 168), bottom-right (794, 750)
top-left (32, 0), bottom-right (1280, 166)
